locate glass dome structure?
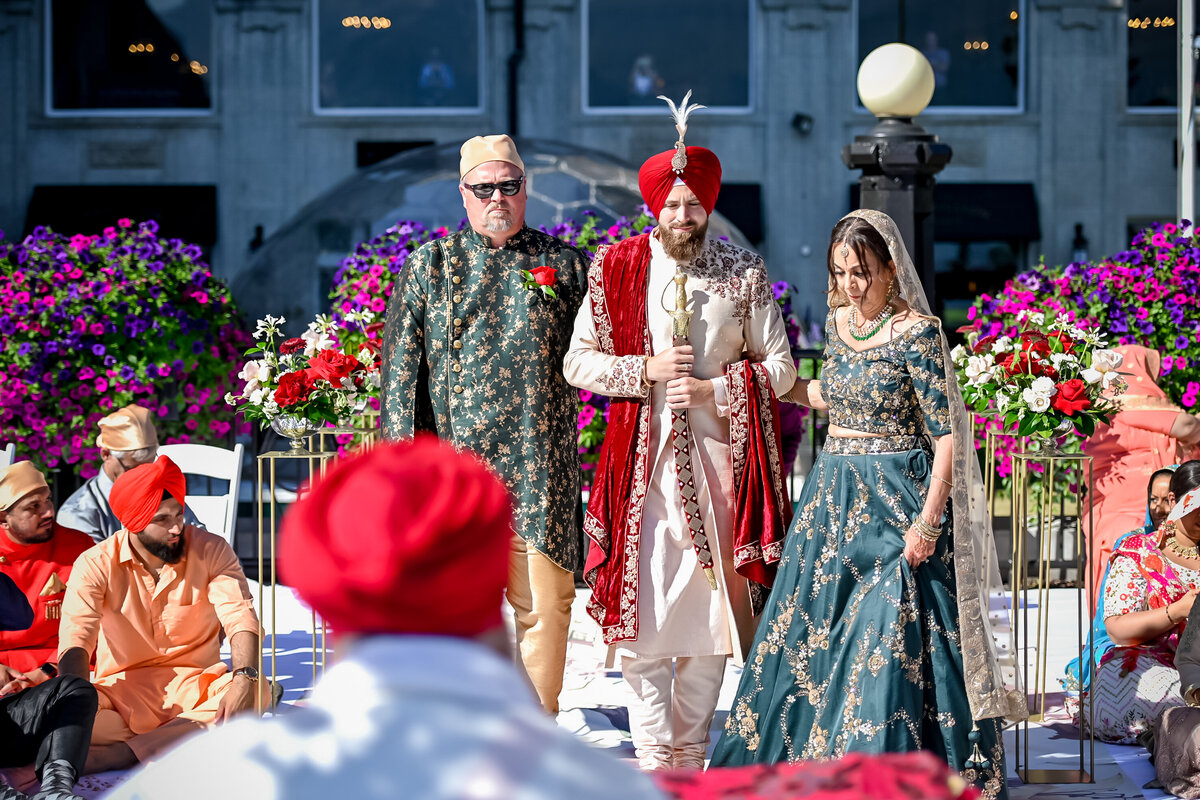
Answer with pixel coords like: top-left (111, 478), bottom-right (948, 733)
top-left (232, 138), bottom-right (751, 327)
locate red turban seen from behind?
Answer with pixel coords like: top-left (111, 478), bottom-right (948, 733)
top-left (280, 437), bottom-right (513, 638)
top-left (638, 146), bottom-right (722, 219)
top-left (110, 456), bottom-right (187, 533)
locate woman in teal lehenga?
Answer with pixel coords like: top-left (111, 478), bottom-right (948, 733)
top-left (708, 211), bottom-right (1024, 799)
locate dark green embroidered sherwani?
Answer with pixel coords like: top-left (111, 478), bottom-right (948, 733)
top-left (381, 225), bottom-right (589, 570)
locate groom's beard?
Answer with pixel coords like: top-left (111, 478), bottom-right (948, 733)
top-left (660, 220), bottom-right (708, 264)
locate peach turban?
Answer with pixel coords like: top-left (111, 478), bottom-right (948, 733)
top-left (459, 134), bottom-right (525, 179)
top-left (110, 456), bottom-right (186, 532)
top-left (97, 405), bottom-right (159, 451)
top-left (280, 438), bottom-right (513, 637)
top-left (0, 462), bottom-right (49, 511)
top-left (638, 146), bottom-right (722, 218)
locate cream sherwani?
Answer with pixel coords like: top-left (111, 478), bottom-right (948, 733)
top-left (564, 231), bottom-right (794, 769)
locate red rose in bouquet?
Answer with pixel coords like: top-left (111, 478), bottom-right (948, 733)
top-left (274, 371), bottom-right (314, 407)
top-left (972, 334), bottom-right (998, 355)
top-left (1046, 330), bottom-right (1075, 353)
top-left (1051, 377), bottom-right (1091, 416)
top-left (280, 337), bottom-right (307, 355)
top-left (529, 266), bottom-right (557, 287)
top-left (1020, 332), bottom-right (1051, 358)
top-left (307, 349), bottom-right (363, 386)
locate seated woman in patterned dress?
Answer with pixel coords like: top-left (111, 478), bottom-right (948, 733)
top-left (708, 211), bottom-right (1022, 800)
top-left (1087, 460), bottom-right (1200, 743)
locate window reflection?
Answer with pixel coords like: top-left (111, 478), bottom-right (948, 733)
top-left (50, 0), bottom-right (212, 112)
top-left (857, 0), bottom-right (1021, 109)
top-left (1127, 0), bottom-right (1196, 108)
top-left (315, 0), bottom-right (481, 111)
top-left (585, 0), bottom-right (750, 110)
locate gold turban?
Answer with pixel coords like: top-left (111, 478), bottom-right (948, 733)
top-left (97, 405), bottom-right (159, 452)
top-left (459, 134), bottom-right (524, 179)
top-left (0, 461), bottom-right (49, 511)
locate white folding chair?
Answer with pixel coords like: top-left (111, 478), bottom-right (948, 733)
top-left (0, 443), bottom-right (13, 468)
top-left (157, 443), bottom-right (245, 548)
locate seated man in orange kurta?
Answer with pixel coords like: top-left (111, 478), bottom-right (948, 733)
top-left (57, 456), bottom-right (265, 773)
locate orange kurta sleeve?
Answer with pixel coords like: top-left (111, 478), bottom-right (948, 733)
top-left (200, 534), bottom-right (260, 640)
top-left (58, 547), bottom-right (109, 660)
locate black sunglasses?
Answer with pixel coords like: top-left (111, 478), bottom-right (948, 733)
top-left (463, 177), bottom-right (524, 200)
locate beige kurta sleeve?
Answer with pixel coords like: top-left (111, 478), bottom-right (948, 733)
top-left (563, 291), bottom-right (650, 399)
top-left (741, 263), bottom-right (797, 398)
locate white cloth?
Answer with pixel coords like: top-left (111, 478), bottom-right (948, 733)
top-left (564, 232), bottom-right (795, 664)
top-left (107, 636), bottom-right (664, 800)
top-left (622, 653), bottom-right (727, 770)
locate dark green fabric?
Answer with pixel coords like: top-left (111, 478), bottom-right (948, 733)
top-left (709, 316), bottom-right (1007, 799)
top-left (380, 225), bottom-right (589, 570)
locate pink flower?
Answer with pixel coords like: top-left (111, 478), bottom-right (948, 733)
top-left (184, 419), bottom-right (198, 431)
top-left (103, 226), bottom-right (117, 239)
top-left (190, 291), bottom-right (209, 304)
top-left (608, 225), bottom-right (620, 237)
top-left (1185, 394), bottom-right (1197, 408)
top-left (99, 397), bottom-right (113, 410)
top-left (94, 378), bottom-right (108, 392)
top-left (967, 306), bottom-right (977, 321)
top-left (1166, 223), bottom-right (1178, 234)
top-left (369, 297), bottom-right (386, 313)
top-left (89, 323), bottom-right (105, 335)
top-left (118, 218), bottom-right (133, 228)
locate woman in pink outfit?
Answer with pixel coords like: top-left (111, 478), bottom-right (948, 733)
top-left (1086, 345), bottom-right (1200, 608)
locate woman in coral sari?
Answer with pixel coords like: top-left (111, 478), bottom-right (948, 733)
top-left (1085, 346), bottom-right (1200, 605)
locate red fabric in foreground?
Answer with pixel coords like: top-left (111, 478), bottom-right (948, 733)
top-left (109, 456), bottom-right (187, 533)
top-left (638, 147), bottom-right (722, 218)
top-left (280, 438), bottom-right (513, 637)
top-left (653, 751), bottom-right (981, 800)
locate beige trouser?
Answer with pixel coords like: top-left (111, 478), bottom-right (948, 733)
top-left (622, 653), bottom-right (728, 771)
top-left (506, 535), bottom-right (576, 714)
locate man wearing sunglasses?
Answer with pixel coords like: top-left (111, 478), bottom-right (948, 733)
top-left (381, 135), bottom-right (590, 717)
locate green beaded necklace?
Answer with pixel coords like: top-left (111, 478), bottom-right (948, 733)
top-left (848, 303), bottom-right (895, 342)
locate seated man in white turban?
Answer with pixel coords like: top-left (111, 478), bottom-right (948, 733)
top-left (57, 405), bottom-right (198, 542)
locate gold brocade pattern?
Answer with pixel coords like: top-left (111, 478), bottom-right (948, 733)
top-left (380, 226), bottom-right (589, 570)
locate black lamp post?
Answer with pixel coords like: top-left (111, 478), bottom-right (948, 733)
top-left (842, 44), bottom-right (951, 310)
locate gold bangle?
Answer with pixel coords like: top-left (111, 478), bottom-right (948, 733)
top-left (932, 475), bottom-right (953, 489)
top-left (1166, 603), bottom-right (1176, 624)
top-left (912, 515), bottom-right (942, 541)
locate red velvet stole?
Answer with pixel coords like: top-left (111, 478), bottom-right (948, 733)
top-left (582, 235), bottom-right (652, 643)
top-left (726, 360), bottom-right (791, 595)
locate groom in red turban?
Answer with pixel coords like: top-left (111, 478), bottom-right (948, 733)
top-left (564, 95), bottom-right (796, 770)
top-left (58, 456), bottom-right (264, 773)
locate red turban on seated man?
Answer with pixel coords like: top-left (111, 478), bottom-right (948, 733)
top-left (109, 456), bottom-right (187, 533)
top-left (280, 437), bottom-right (513, 638)
top-left (637, 146), bottom-right (722, 218)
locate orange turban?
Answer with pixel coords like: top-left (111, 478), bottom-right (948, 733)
top-left (110, 456), bottom-right (187, 533)
top-left (280, 438), bottom-right (513, 637)
top-left (638, 146), bottom-right (722, 218)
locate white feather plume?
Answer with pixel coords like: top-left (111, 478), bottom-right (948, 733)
top-left (657, 90), bottom-right (707, 141)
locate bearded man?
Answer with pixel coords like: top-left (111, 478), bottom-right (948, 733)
top-left (381, 135), bottom-right (589, 715)
top-left (57, 456), bottom-right (265, 772)
top-left (563, 98), bottom-right (796, 770)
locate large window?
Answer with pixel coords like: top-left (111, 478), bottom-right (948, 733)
top-left (857, 0), bottom-right (1023, 111)
top-left (1127, 0), bottom-right (1198, 109)
top-left (583, 0), bottom-right (752, 113)
top-left (48, 0), bottom-right (213, 114)
top-left (314, 0), bottom-right (482, 113)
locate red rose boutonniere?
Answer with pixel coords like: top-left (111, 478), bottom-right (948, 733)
top-left (521, 265), bottom-right (558, 299)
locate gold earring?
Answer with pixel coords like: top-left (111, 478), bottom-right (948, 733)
top-left (886, 279), bottom-right (898, 303)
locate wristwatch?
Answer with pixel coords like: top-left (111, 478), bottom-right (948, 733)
top-left (38, 662), bottom-right (58, 679)
top-left (232, 665), bottom-right (259, 682)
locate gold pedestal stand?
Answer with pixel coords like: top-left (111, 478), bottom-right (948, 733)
top-left (255, 446), bottom-right (334, 713)
top-left (1010, 448), bottom-right (1095, 784)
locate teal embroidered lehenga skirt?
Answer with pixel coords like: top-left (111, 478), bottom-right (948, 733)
top-left (708, 434), bottom-right (1007, 799)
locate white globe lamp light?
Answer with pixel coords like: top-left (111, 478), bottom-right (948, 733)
top-left (857, 43), bottom-right (935, 119)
